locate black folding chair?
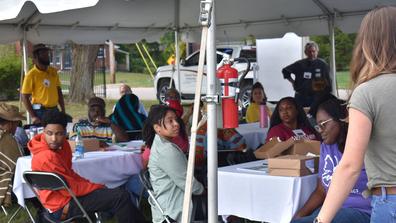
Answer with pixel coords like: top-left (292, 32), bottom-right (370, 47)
top-left (23, 171), bottom-right (95, 223)
top-left (125, 130), bottom-right (143, 141)
top-left (139, 169), bottom-right (173, 223)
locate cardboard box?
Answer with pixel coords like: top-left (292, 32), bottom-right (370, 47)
top-left (255, 139), bottom-right (320, 159)
top-left (268, 154), bottom-right (319, 177)
top-left (284, 140), bottom-right (320, 156)
top-left (68, 139), bottom-right (100, 152)
top-left (254, 138), bottom-right (281, 159)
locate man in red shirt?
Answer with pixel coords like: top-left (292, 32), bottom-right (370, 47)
top-left (28, 110), bottom-right (144, 222)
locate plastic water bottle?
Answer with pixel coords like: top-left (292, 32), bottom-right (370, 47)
top-left (29, 126), bottom-right (37, 139)
top-left (75, 130), bottom-right (85, 159)
top-left (307, 114), bottom-right (317, 129)
top-left (259, 102), bottom-right (268, 128)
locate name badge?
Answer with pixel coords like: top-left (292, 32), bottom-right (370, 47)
top-left (32, 104), bottom-right (42, 110)
top-left (303, 72), bottom-right (312, 79)
top-left (43, 79), bottom-right (50, 87)
top-left (293, 129), bottom-right (306, 138)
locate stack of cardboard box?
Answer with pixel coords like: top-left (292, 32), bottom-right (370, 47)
top-left (256, 139), bottom-right (320, 176)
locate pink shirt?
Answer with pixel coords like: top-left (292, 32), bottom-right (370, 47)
top-left (142, 134), bottom-right (189, 165)
top-left (265, 123), bottom-right (317, 142)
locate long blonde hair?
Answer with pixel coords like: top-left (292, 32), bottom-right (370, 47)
top-left (350, 6), bottom-right (396, 90)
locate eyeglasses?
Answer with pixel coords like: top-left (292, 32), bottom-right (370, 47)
top-left (314, 118), bottom-right (333, 132)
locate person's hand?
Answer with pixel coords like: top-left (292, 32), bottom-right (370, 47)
top-left (95, 117), bottom-right (111, 125)
top-left (99, 141), bottom-right (109, 148)
top-left (287, 136), bottom-right (303, 145)
top-left (293, 211), bottom-right (303, 220)
top-left (32, 116), bottom-right (41, 124)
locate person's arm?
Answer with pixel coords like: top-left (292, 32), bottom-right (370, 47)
top-left (316, 108), bottom-right (371, 223)
top-left (57, 87), bottom-right (65, 113)
top-left (21, 93), bottom-right (40, 124)
top-left (110, 122), bottom-right (129, 142)
top-left (282, 64), bottom-right (296, 85)
top-left (294, 179), bottom-right (326, 219)
top-left (138, 101), bottom-right (148, 117)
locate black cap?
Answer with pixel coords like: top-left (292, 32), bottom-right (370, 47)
top-left (33, 43), bottom-right (50, 54)
top-left (88, 97), bottom-right (105, 108)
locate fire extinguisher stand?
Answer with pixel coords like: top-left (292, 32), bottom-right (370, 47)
top-left (181, 1), bottom-right (218, 223)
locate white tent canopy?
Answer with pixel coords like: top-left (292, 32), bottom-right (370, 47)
top-left (1, 1), bottom-right (395, 222)
top-left (0, 0), bottom-right (395, 44)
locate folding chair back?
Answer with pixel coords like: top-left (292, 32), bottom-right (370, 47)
top-left (139, 169), bottom-right (172, 223)
top-left (125, 129), bottom-right (143, 141)
top-left (23, 171), bottom-right (93, 223)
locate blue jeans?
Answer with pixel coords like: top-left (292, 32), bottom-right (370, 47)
top-left (124, 174), bottom-right (148, 207)
top-left (33, 107), bottom-right (59, 120)
top-left (291, 207), bottom-right (370, 223)
top-left (371, 187), bottom-right (396, 223)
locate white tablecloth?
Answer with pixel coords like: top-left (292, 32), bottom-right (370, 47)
top-left (236, 122), bottom-right (268, 150)
top-left (218, 160), bottom-right (317, 223)
top-left (13, 151), bottom-right (142, 207)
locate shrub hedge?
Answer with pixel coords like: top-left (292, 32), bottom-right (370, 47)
top-left (0, 54), bottom-right (21, 100)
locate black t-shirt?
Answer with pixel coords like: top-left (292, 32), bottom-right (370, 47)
top-left (282, 58), bottom-right (331, 96)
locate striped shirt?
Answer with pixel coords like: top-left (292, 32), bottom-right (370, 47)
top-left (72, 119), bottom-right (113, 142)
top-left (0, 130), bottom-right (21, 206)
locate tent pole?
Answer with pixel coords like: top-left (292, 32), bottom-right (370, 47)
top-left (206, 0), bottom-right (218, 222)
top-left (174, 0), bottom-right (181, 92)
top-left (174, 30), bottom-right (181, 91)
top-left (21, 28), bottom-right (31, 124)
top-left (328, 15), bottom-right (337, 96)
top-left (181, 1), bottom-right (212, 222)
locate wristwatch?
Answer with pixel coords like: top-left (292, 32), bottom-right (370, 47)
top-left (313, 217), bottom-right (323, 223)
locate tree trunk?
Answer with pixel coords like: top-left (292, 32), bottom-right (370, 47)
top-left (69, 43), bottom-right (100, 103)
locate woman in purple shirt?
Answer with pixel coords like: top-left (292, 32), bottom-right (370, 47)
top-left (291, 99), bottom-right (371, 223)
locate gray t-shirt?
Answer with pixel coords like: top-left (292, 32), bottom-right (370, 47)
top-left (349, 73), bottom-right (396, 189)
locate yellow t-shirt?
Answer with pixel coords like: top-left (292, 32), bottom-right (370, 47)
top-left (245, 103), bottom-right (272, 123)
top-left (21, 65), bottom-right (61, 107)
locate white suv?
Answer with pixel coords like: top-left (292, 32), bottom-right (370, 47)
top-left (154, 45), bottom-right (257, 111)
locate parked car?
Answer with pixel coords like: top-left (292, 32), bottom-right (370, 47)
top-left (154, 45), bottom-right (257, 111)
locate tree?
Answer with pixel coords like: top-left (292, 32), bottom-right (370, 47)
top-left (69, 43), bottom-right (100, 103)
top-left (160, 32), bottom-right (186, 61)
top-left (311, 28), bottom-right (356, 71)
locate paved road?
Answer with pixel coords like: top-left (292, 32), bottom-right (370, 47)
top-left (104, 84), bottom-right (157, 100)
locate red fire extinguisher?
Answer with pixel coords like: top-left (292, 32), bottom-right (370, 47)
top-left (217, 62), bottom-right (239, 129)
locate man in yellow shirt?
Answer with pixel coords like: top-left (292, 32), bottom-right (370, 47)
top-left (21, 44), bottom-right (65, 124)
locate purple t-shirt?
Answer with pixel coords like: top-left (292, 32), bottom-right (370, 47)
top-left (319, 143), bottom-right (371, 214)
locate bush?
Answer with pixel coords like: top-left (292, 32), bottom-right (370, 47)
top-left (0, 55), bottom-right (21, 100)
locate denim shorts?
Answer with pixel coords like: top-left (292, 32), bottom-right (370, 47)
top-left (371, 187), bottom-right (396, 223)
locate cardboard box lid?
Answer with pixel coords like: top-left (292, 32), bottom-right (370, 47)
top-left (284, 140), bottom-right (320, 156)
top-left (255, 139), bottom-right (320, 160)
top-left (254, 137), bottom-right (281, 159)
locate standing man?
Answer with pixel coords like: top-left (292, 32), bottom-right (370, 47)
top-left (21, 43), bottom-right (65, 124)
top-left (282, 41), bottom-right (331, 107)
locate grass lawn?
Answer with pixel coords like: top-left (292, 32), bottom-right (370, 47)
top-left (59, 71), bottom-right (154, 89)
top-left (336, 70), bottom-right (351, 89)
top-left (6, 99), bottom-right (159, 121)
